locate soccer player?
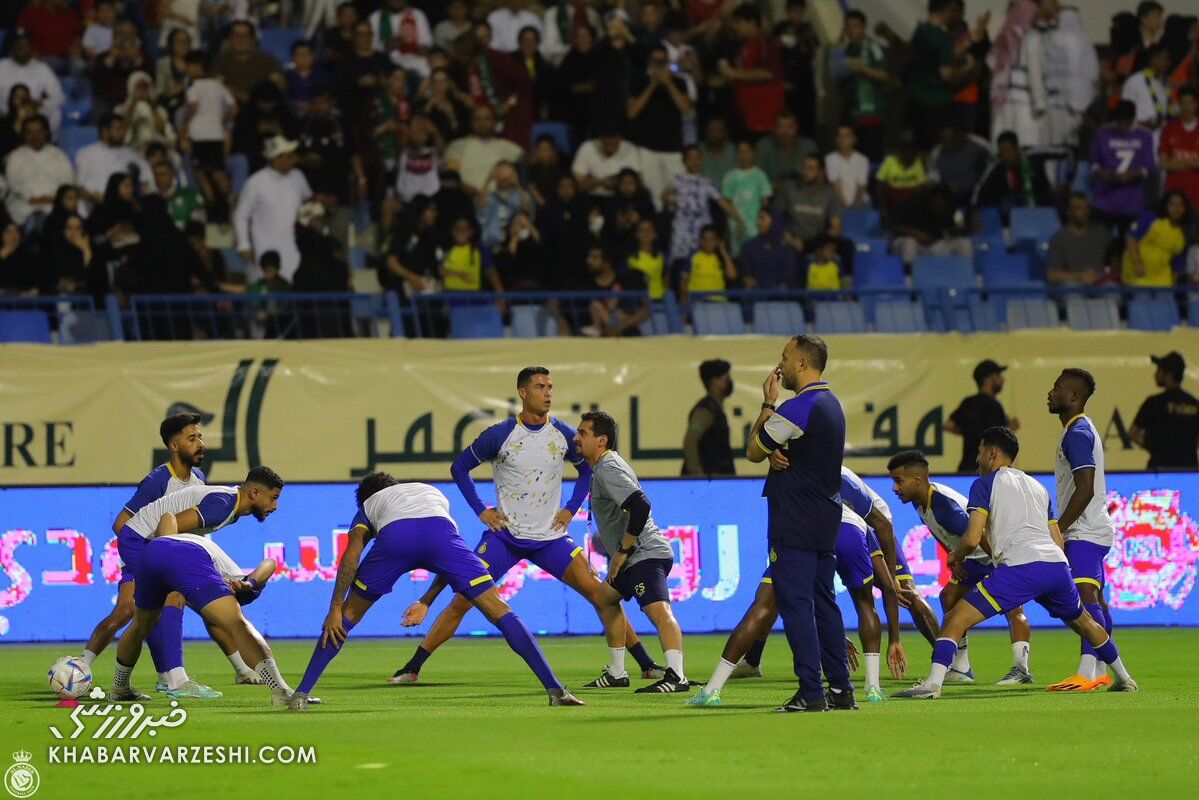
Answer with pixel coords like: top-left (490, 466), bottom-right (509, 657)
top-left (574, 411), bottom-right (692, 693)
top-left (288, 473), bottom-right (583, 709)
top-left (1045, 369), bottom-right (1120, 692)
top-left (887, 450), bottom-right (1035, 685)
top-left (894, 427), bottom-right (1138, 698)
top-left (390, 367), bottom-right (664, 684)
top-left (78, 413), bottom-right (225, 699)
top-left (110, 468), bottom-right (298, 704)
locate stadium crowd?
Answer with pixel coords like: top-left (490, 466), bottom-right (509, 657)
top-left (0, 0), bottom-right (1197, 338)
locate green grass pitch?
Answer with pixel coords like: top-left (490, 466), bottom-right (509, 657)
top-left (3, 629), bottom-right (1198, 799)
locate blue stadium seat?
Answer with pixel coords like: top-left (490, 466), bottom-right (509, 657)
top-left (1010, 207), bottom-right (1061, 247)
top-left (971, 207), bottom-right (1006, 256)
top-left (59, 125), bottom-right (99, 158)
top-left (854, 237), bottom-right (888, 255)
top-left (1190, 296), bottom-right (1199, 327)
top-left (987, 281), bottom-right (1048, 321)
top-left (259, 28), bottom-right (304, 65)
top-left (1065, 296), bottom-right (1120, 331)
top-left (0, 310), bottom-right (53, 343)
top-left (873, 299), bottom-right (928, 333)
top-left (842, 208), bottom-right (882, 240)
top-left (751, 301), bottom-right (805, 335)
top-left (1006, 297), bottom-right (1058, 329)
top-left (449, 305), bottom-right (504, 339)
top-left (510, 305), bottom-right (558, 338)
top-left (59, 312), bottom-right (112, 344)
top-left (532, 122), bottom-right (572, 154)
top-left (979, 251), bottom-right (1033, 286)
top-left (62, 94), bottom-right (92, 124)
top-left (812, 301), bottom-right (867, 334)
top-left (855, 251), bottom-right (905, 290)
top-left (1127, 295), bottom-right (1180, 332)
top-left (912, 255), bottom-right (976, 294)
top-left (692, 301), bottom-right (746, 335)
top-left (967, 297), bottom-right (1000, 332)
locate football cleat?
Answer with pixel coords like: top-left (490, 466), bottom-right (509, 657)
top-left (548, 689), bottom-right (585, 706)
top-left (235, 672), bottom-right (264, 685)
top-left (774, 690), bottom-right (827, 713)
top-left (155, 681), bottom-right (167, 693)
top-left (634, 669), bottom-right (691, 694)
top-left (893, 682), bottom-right (941, 699)
top-left (583, 669), bottom-right (630, 688)
top-left (165, 679), bottom-right (222, 699)
top-left (729, 659), bottom-right (763, 680)
top-left (685, 688), bottom-right (722, 707)
top-left (825, 687), bottom-right (859, 710)
top-left (1047, 674), bottom-right (1091, 692)
top-left (286, 692), bottom-right (309, 711)
top-left (865, 686), bottom-right (888, 702)
top-left (996, 666), bottom-right (1034, 685)
top-left (944, 667), bottom-right (975, 684)
top-left (641, 663), bottom-right (667, 680)
top-left (1086, 675), bottom-right (1114, 691)
top-left (1108, 677), bottom-right (1139, 693)
top-left (109, 685), bottom-right (152, 701)
top-left (387, 670), bottom-right (419, 684)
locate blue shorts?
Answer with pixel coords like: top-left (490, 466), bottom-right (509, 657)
top-left (475, 529), bottom-right (583, 582)
top-left (836, 523), bottom-right (875, 591)
top-left (134, 537), bottom-right (232, 612)
top-left (1065, 540), bottom-right (1110, 590)
top-left (866, 529), bottom-right (913, 581)
top-left (964, 561), bottom-right (1083, 622)
top-left (353, 517), bottom-right (493, 602)
top-left (117, 526), bottom-right (149, 586)
top-left (949, 558), bottom-right (994, 588)
top-left (612, 558), bottom-right (672, 608)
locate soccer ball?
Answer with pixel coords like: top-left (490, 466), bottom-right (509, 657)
top-left (48, 657), bottom-right (92, 700)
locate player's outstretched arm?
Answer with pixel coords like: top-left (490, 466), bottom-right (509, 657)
top-left (247, 558), bottom-right (278, 586)
top-left (323, 526), bottom-right (367, 648)
top-left (401, 575), bottom-right (451, 627)
top-left (872, 555), bottom-right (906, 678)
top-left (155, 509), bottom-right (203, 537)
top-left (949, 510), bottom-right (987, 572)
top-left (865, 508), bottom-right (899, 588)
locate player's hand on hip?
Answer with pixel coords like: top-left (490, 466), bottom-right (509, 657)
top-left (479, 507), bottom-right (509, 532)
top-left (606, 553), bottom-right (628, 585)
top-left (768, 449), bottom-right (790, 471)
top-left (887, 642), bottom-right (908, 679)
top-left (551, 508), bottom-right (574, 531)
top-left (762, 368), bottom-right (781, 405)
top-left (845, 638), bottom-right (860, 671)
top-left (401, 601), bottom-right (428, 628)
top-left (321, 610), bottom-right (348, 649)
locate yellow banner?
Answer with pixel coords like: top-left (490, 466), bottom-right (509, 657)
top-left (0, 331), bottom-right (1192, 485)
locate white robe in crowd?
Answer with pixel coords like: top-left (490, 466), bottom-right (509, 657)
top-left (233, 165), bottom-right (312, 282)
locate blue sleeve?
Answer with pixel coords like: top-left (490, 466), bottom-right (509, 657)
top-left (192, 468), bottom-right (207, 483)
top-left (350, 508), bottom-right (371, 532)
top-left (967, 472), bottom-right (996, 514)
top-left (1046, 488), bottom-right (1058, 522)
top-left (838, 472), bottom-right (875, 518)
top-left (123, 467), bottom-right (169, 514)
top-left (195, 492), bottom-right (238, 527)
top-left (759, 394), bottom-right (814, 451)
top-left (1062, 425), bottom-right (1097, 471)
top-left (566, 458), bottom-right (592, 514)
top-left (929, 491), bottom-right (970, 536)
top-left (454, 420), bottom-right (516, 516)
top-left (1128, 211), bottom-right (1156, 241)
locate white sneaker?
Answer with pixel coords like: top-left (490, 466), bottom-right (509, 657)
top-left (1109, 677), bottom-right (1140, 692)
top-left (996, 666), bottom-right (1034, 685)
top-left (729, 660), bottom-right (763, 680)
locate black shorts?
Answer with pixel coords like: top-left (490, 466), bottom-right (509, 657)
top-left (190, 140), bottom-right (227, 172)
top-left (611, 557), bottom-right (672, 608)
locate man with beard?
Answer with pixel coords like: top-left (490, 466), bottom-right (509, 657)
top-left (682, 359), bottom-right (736, 476)
top-left (946, 360), bottom-right (1020, 474)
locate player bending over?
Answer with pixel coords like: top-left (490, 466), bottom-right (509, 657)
top-left (574, 412), bottom-right (693, 694)
top-left (894, 428), bottom-right (1137, 699)
top-left (887, 449), bottom-right (1034, 685)
top-left (390, 367), bottom-right (664, 684)
top-left (288, 473), bottom-right (583, 709)
top-left (111, 468), bottom-right (298, 704)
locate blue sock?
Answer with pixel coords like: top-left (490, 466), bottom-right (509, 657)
top-left (745, 639), bottom-right (767, 668)
top-left (146, 622), bottom-right (168, 674)
top-left (159, 605), bottom-right (185, 670)
top-left (1081, 603), bottom-right (1104, 658)
top-left (932, 638), bottom-right (958, 668)
top-left (1094, 637), bottom-right (1119, 664)
top-left (1101, 604), bottom-right (1113, 636)
top-left (494, 612), bottom-right (562, 691)
top-left (296, 616), bottom-right (356, 695)
top-left (402, 645), bottom-right (432, 675)
top-left (628, 641), bottom-right (655, 672)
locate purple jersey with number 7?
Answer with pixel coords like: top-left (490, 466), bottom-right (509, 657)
top-left (1089, 124), bottom-right (1156, 218)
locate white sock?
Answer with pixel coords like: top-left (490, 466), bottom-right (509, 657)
top-left (864, 652), bottom-right (881, 690)
top-left (113, 660), bottom-right (133, 689)
top-left (606, 647), bottom-right (627, 677)
top-left (928, 662), bottom-right (949, 689)
top-left (665, 649), bottom-right (685, 682)
top-left (1106, 655), bottom-right (1132, 683)
top-left (1078, 653), bottom-right (1098, 681)
top-left (705, 658), bottom-right (737, 694)
top-left (228, 651), bottom-right (253, 677)
top-left (81, 649), bottom-right (98, 667)
top-left (254, 658), bottom-right (293, 695)
top-left (157, 671), bottom-right (168, 685)
top-left (951, 637), bottom-right (971, 672)
top-left (1012, 641), bottom-right (1030, 671)
top-left (164, 666), bottom-right (188, 690)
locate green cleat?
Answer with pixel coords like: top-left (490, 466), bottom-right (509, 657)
top-left (865, 686), bottom-right (888, 702)
top-left (685, 687), bottom-right (721, 707)
top-left (165, 679), bottom-right (223, 699)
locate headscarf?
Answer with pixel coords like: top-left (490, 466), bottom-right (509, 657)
top-left (989, 0), bottom-right (1039, 106)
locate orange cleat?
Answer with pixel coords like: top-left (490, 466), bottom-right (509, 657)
top-left (1047, 674), bottom-right (1091, 691)
top-left (1084, 675), bottom-right (1113, 691)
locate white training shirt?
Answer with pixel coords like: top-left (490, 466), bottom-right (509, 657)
top-left (1055, 414), bottom-right (1116, 547)
top-left (354, 482), bottom-right (455, 533)
top-left (126, 485), bottom-right (240, 540)
top-left (967, 466), bottom-right (1066, 567)
top-left (185, 78), bottom-right (234, 142)
top-left (915, 481), bottom-right (991, 563)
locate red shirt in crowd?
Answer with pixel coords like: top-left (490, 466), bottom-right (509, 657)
top-left (16, 3), bottom-right (82, 59)
top-left (735, 35), bottom-right (785, 134)
top-left (1160, 118), bottom-right (1199, 208)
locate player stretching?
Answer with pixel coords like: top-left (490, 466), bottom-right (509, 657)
top-left (574, 412), bottom-right (692, 693)
top-left (1045, 369), bottom-right (1119, 692)
top-left (887, 450), bottom-right (1034, 685)
top-left (391, 367), bottom-right (664, 684)
top-left (895, 428), bottom-right (1137, 699)
top-left (111, 469), bottom-right (299, 704)
top-left (288, 473), bottom-right (583, 709)
top-left (79, 413), bottom-right (227, 698)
